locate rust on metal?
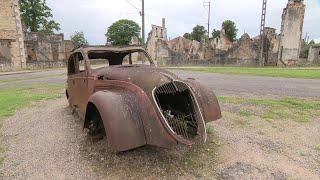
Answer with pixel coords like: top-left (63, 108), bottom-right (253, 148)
top-left (66, 45), bottom-right (221, 152)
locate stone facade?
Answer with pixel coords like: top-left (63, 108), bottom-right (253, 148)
top-left (0, 0), bottom-right (26, 70)
top-left (278, 0), bottom-right (305, 65)
top-left (146, 18), bottom-right (170, 62)
top-left (211, 29), bottom-right (232, 51)
top-left (24, 32), bottom-right (74, 68)
top-left (307, 45), bottom-right (320, 64)
top-left (222, 33), bottom-right (259, 65)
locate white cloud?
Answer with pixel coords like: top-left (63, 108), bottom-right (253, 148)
top-left (47, 0), bottom-right (320, 45)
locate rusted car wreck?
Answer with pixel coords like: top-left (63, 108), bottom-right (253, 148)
top-left (66, 45), bottom-right (221, 151)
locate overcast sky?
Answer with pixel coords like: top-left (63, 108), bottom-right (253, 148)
top-left (47, 0), bottom-right (320, 45)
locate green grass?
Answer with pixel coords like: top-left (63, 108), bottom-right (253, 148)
top-left (316, 144), bottom-right (320, 151)
top-left (0, 83), bottom-right (64, 121)
top-left (177, 67), bottom-right (320, 79)
top-left (0, 83), bottom-right (65, 165)
top-left (219, 96), bottom-right (320, 122)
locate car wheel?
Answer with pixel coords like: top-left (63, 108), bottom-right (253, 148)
top-left (87, 114), bottom-right (106, 138)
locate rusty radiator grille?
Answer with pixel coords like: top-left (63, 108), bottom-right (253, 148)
top-left (154, 81), bottom-right (198, 140)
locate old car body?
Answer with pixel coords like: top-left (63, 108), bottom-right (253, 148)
top-left (67, 45), bottom-right (221, 152)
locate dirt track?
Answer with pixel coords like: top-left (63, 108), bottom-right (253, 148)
top-left (1, 70), bottom-right (320, 179)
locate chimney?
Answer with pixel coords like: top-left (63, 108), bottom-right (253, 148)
top-left (162, 18), bottom-right (166, 29)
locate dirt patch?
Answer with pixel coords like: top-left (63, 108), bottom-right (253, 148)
top-left (0, 98), bottom-right (319, 179)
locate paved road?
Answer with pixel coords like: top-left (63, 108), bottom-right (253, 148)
top-left (1, 69), bottom-right (319, 97)
top-left (171, 70), bottom-right (320, 98)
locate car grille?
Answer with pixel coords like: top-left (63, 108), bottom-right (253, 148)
top-left (154, 81), bottom-right (198, 140)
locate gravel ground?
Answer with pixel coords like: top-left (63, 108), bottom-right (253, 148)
top-left (1, 98), bottom-right (319, 179)
top-left (0, 99), bottom-right (99, 180)
top-left (1, 69), bottom-right (320, 179)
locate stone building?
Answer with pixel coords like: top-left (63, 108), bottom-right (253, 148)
top-left (24, 32), bottom-right (74, 68)
top-left (168, 37), bottom-right (214, 61)
top-left (222, 33), bottom-right (259, 65)
top-left (146, 18), bottom-right (171, 62)
top-left (0, 0), bottom-right (26, 70)
top-left (278, 0), bottom-right (305, 65)
top-left (211, 29), bottom-right (232, 51)
top-left (307, 44), bottom-right (320, 64)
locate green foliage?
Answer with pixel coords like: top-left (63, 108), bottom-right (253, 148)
top-left (222, 20), bottom-right (238, 42)
top-left (106, 19), bottom-right (141, 46)
top-left (71, 31), bottom-right (89, 46)
top-left (19, 0), bottom-right (60, 33)
top-left (191, 25), bottom-right (207, 42)
top-left (300, 40), bottom-right (315, 58)
top-left (206, 125), bottom-right (214, 134)
top-left (183, 33), bottom-right (192, 40)
top-left (212, 29), bottom-right (221, 39)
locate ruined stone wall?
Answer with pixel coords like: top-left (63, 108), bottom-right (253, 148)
top-left (0, 0), bottom-right (26, 70)
top-left (279, 0), bottom-right (305, 65)
top-left (211, 29), bottom-right (232, 51)
top-left (223, 34), bottom-right (259, 66)
top-left (24, 32), bottom-right (74, 69)
top-left (308, 45), bottom-right (320, 64)
top-left (146, 22), bottom-right (169, 61)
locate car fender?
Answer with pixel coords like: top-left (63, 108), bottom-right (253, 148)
top-left (87, 90), bottom-right (147, 151)
top-left (184, 79), bottom-right (222, 123)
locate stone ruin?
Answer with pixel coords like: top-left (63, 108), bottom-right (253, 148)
top-left (0, 0), bottom-right (26, 70)
top-left (0, 0), bottom-right (74, 71)
top-left (278, 0), bottom-right (305, 66)
top-left (147, 0), bottom-right (307, 67)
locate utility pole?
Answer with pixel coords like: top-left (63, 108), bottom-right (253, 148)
top-left (141, 0), bottom-right (145, 45)
top-left (203, 1), bottom-right (211, 38)
top-left (259, 0), bottom-right (267, 67)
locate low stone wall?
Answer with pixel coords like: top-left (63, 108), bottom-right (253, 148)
top-left (26, 61), bottom-right (67, 70)
top-left (157, 57), bottom-right (259, 67)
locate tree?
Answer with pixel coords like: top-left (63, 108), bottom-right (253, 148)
top-left (183, 33), bottom-right (192, 40)
top-left (106, 19), bottom-right (141, 46)
top-left (19, 0), bottom-right (60, 33)
top-left (191, 25), bottom-right (207, 42)
top-left (70, 31), bottom-right (89, 46)
top-left (212, 29), bottom-right (221, 39)
top-left (222, 20), bottom-right (238, 42)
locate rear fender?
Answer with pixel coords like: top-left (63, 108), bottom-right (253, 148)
top-left (185, 79), bottom-right (222, 123)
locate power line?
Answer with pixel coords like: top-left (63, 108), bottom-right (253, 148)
top-left (125, 0), bottom-right (140, 11)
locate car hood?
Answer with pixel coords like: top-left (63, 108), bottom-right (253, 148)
top-left (94, 65), bottom-right (182, 94)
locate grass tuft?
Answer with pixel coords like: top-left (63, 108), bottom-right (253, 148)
top-left (219, 96), bottom-right (320, 122)
top-left (177, 67), bottom-right (320, 79)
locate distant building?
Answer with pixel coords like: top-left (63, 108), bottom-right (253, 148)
top-left (308, 44), bottom-right (320, 64)
top-left (0, 0), bottom-right (26, 70)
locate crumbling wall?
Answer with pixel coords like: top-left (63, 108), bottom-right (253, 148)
top-left (0, 0), bottom-right (26, 70)
top-left (24, 32), bottom-right (74, 69)
top-left (278, 0), bottom-right (305, 65)
top-left (146, 19), bottom-right (169, 61)
top-left (211, 29), bottom-right (233, 51)
top-left (223, 33), bottom-right (259, 66)
top-left (308, 45), bottom-right (320, 64)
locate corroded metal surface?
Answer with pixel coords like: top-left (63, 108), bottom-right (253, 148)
top-left (67, 45), bottom-right (221, 151)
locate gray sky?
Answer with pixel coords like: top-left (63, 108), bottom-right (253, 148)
top-left (47, 0), bottom-right (320, 44)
